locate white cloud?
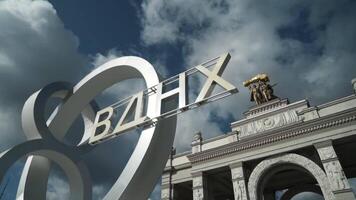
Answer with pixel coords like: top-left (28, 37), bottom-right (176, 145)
top-left (91, 48), bottom-right (123, 67)
top-left (46, 174), bottom-right (70, 200)
top-left (90, 48), bottom-right (146, 104)
top-left (93, 184), bottom-right (107, 200)
top-left (0, 0), bottom-right (87, 150)
top-left (139, 0), bottom-right (356, 152)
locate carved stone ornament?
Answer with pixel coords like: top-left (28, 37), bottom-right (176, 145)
top-left (324, 161), bottom-right (350, 191)
top-left (193, 188), bottom-right (204, 200)
top-left (193, 176), bottom-right (203, 187)
top-left (317, 146), bottom-right (337, 161)
top-left (233, 180), bottom-right (248, 200)
top-left (231, 166), bottom-right (244, 180)
top-left (239, 110), bottom-right (299, 137)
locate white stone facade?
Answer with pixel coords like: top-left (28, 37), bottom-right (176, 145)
top-left (162, 81), bottom-right (356, 200)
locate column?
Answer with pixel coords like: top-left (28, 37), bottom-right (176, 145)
top-left (314, 140), bottom-right (356, 200)
top-left (192, 172), bottom-right (207, 200)
top-left (230, 162), bottom-right (249, 200)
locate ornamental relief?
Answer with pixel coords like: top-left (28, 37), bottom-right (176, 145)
top-left (193, 188), bottom-right (204, 200)
top-left (317, 146), bottom-right (337, 161)
top-left (231, 167), bottom-right (244, 179)
top-left (193, 177), bottom-right (203, 187)
top-left (233, 180), bottom-right (248, 200)
top-left (239, 110), bottom-right (299, 137)
top-left (324, 161), bottom-right (350, 191)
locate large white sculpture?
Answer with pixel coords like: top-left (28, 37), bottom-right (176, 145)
top-left (0, 54), bottom-right (237, 200)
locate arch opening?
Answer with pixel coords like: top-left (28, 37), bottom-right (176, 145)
top-left (248, 153), bottom-right (333, 200)
top-left (280, 184), bottom-right (323, 200)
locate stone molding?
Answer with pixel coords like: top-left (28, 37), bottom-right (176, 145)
top-left (317, 95), bottom-right (356, 110)
top-left (188, 110), bottom-right (356, 164)
top-left (243, 98), bottom-right (289, 118)
top-left (202, 131), bottom-right (237, 144)
top-left (247, 153), bottom-right (334, 200)
top-left (173, 150), bottom-right (191, 158)
top-left (297, 106), bottom-right (318, 115)
top-left (192, 176), bottom-right (203, 188)
top-left (231, 167), bottom-right (244, 180)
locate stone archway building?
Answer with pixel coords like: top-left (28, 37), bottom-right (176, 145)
top-left (161, 79), bottom-right (356, 200)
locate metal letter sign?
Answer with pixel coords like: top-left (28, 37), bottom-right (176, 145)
top-left (0, 53), bottom-right (237, 200)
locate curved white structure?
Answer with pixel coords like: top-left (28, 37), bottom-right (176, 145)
top-left (0, 56), bottom-right (177, 200)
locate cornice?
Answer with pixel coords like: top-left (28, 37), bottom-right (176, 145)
top-left (172, 150), bottom-right (191, 158)
top-left (317, 94), bottom-right (356, 109)
top-left (201, 131), bottom-right (236, 144)
top-left (188, 108), bottom-right (356, 164)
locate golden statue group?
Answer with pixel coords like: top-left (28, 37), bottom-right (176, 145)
top-left (243, 74), bottom-right (277, 105)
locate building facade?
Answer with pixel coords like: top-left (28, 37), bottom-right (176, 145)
top-left (161, 78), bottom-right (356, 200)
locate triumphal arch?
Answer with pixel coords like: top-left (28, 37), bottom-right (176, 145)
top-left (161, 76), bottom-right (356, 200)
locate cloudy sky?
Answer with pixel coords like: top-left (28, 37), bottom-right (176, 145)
top-left (0, 0), bottom-right (356, 199)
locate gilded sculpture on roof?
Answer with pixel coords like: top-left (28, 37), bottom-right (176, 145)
top-left (243, 73), bottom-right (277, 105)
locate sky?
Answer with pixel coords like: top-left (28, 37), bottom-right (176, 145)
top-left (0, 0), bottom-right (356, 199)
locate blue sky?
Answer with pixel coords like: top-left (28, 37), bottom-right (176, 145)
top-left (0, 0), bottom-right (356, 199)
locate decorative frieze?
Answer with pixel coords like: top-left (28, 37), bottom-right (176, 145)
top-left (238, 110), bottom-right (300, 138)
